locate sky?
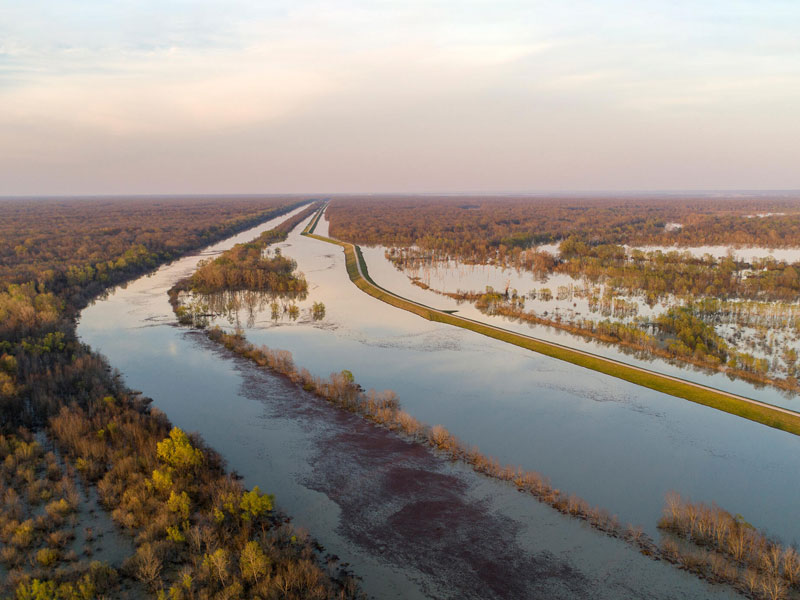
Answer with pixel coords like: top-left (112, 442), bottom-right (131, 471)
top-left (1, 0), bottom-right (799, 195)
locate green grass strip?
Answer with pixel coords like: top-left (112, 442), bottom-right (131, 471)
top-left (303, 206), bottom-right (800, 437)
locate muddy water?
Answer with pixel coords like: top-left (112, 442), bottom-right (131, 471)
top-left (78, 209), bottom-right (780, 598)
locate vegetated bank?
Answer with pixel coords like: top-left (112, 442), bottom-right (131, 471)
top-left (303, 205), bottom-right (800, 438)
top-left (0, 429), bottom-right (135, 598)
top-left (173, 208), bottom-right (799, 599)
top-left (0, 197), bottom-right (364, 599)
top-left (658, 493), bottom-right (799, 600)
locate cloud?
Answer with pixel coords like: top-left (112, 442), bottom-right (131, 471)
top-left (1, 53), bottom-right (333, 136)
top-left (1, 0), bottom-right (799, 193)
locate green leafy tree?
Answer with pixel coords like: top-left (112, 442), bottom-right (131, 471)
top-left (240, 486), bottom-right (274, 520)
top-left (156, 428), bottom-right (203, 471)
top-left (239, 541), bottom-right (270, 583)
top-left (167, 490), bottom-right (191, 520)
top-left (203, 548), bottom-right (230, 586)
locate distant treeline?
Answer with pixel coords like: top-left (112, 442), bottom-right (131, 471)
top-left (0, 197), bottom-right (310, 303)
top-left (327, 195), bottom-right (800, 259)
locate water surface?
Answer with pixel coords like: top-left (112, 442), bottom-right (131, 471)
top-left (77, 209), bottom-right (798, 597)
top-left (214, 214), bottom-right (800, 545)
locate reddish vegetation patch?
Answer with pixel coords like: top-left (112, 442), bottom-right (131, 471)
top-left (310, 428), bottom-right (591, 600)
top-left (221, 337), bottom-right (593, 598)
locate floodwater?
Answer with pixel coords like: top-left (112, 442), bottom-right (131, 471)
top-left (359, 246), bottom-right (800, 408)
top-left (535, 242), bottom-right (800, 263)
top-left (626, 245), bottom-right (800, 263)
top-left (203, 212), bottom-right (800, 542)
top-left (77, 207), bottom-right (796, 598)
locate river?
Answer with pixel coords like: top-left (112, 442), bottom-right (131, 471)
top-left (78, 206), bottom-right (792, 598)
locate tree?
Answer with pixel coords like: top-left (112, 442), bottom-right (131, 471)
top-left (135, 543), bottom-right (163, 590)
top-left (240, 486), bottom-right (274, 521)
top-left (311, 302), bottom-right (326, 320)
top-left (167, 490), bottom-right (191, 520)
top-left (239, 541), bottom-right (270, 584)
top-left (156, 428), bottom-right (203, 471)
top-left (203, 548), bottom-right (230, 586)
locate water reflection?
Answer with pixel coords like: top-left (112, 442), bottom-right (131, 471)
top-left (183, 289), bottom-right (312, 329)
top-left (359, 245), bottom-right (800, 407)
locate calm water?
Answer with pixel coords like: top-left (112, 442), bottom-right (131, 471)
top-left (359, 245), bottom-right (800, 409)
top-left (77, 208), bottom-right (796, 598)
top-left (214, 214), bottom-right (800, 543)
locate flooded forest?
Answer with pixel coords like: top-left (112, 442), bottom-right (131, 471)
top-left (2, 194), bottom-right (800, 600)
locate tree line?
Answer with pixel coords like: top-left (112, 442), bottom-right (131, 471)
top-left (659, 492), bottom-right (798, 600)
top-left (326, 195), bottom-right (800, 261)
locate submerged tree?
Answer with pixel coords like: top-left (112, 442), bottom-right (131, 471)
top-left (311, 301), bottom-right (326, 321)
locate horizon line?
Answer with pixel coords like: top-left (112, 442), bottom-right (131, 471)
top-left (2, 188), bottom-right (800, 201)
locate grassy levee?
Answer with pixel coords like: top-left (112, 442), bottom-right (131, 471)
top-left (304, 203), bottom-right (325, 234)
top-left (303, 208), bottom-right (800, 437)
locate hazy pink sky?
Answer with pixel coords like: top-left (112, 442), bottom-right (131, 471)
top-left (1, 1), bottom-right (799, 194)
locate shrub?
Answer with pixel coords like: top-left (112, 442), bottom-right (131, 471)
top-left (36, 547), bottom-right (59, 567)
top-left (156, 428), bottom-right (203, 472)
top-left (239, 486), bottom-right (273, 521)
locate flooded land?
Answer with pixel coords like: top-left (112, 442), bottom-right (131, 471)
top-left (359, 244), bottom-right (800, 407)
